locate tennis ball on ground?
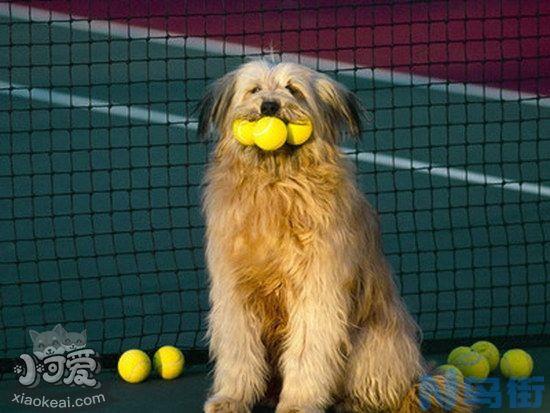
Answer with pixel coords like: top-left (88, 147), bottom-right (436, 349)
top-left (435, 364), bottom-right (464, 384)
top-left (447, 346), bottom-right (472, 365)
top-left (252, 116), bottom-right (287, 151)
top-left (500, 349), bottom-right (533, 379)
top-left (153, 345), bottom-right (185, 380)
top-left (471, 341), bottom-right (500, 371)
top-left (286, 118), bottom-right (313, 145)
top-left (232, 119), bottom-right (256, 146)
top-left (449, 347), bottom-right (490, 380)
top-left (118, 349), bottom-right (151, 383)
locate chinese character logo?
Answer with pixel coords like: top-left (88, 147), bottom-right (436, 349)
top-left (418, 373), bottom-right (546, 410)
top-left (13, 324), bottom-right (101, 388)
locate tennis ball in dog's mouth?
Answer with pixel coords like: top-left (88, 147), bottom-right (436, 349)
top-left (232, 119), bottom-right (256, 146)
top-left (500, 349), bottom-right (533, 379)
top-left (153, 345), bottom-right (185, 380)
top-left (286, 118), bottom-right (313, 145)
top-left (118, 349), bottom-right (151, 383)
top-left (252, 116), bottom-right (288, 151)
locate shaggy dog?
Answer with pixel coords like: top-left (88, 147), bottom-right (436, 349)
top-left (198, 60), bottom-right (472, 413)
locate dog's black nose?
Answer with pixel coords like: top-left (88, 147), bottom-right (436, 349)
top-left (260, 100), bottom-right (280, 116)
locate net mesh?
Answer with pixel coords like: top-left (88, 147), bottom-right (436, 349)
top-left (0, 0), bottom-right (549, 367)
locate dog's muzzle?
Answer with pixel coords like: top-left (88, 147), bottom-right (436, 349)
top-left (260, 100), bottom-right (280, 116)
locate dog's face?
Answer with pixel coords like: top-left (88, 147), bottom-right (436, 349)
top-left (198, 60), bottom-right (363, 148)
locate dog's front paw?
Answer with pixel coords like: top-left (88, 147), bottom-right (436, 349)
top-left (275, 404), bottom-right (323, 413)
top-left (204, 395), bottom-right (250, 413)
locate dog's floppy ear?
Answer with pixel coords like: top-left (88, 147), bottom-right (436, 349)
top-left (197, 71), bottom-right (237, 138)
top-left (315, 75), bottom-right (365, 139)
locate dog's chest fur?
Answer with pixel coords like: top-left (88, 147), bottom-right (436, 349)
top-left (205, 160), bottom-right (349, 370)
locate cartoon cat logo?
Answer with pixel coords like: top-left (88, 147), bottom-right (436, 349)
top-left (60, 327), bottom-right (87, 351)
top-left (29, 324), bottom-right (87, 358)
top-left (29, 324), bottom-right (66, 360)
top-left (17, 324), bottom-right (99, 388)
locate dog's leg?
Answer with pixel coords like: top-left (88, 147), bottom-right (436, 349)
top-left (341, 325), bottom-right (474, 413)
top-left (275, 256), bottom-right (350, 413)
top-left (340, 303), bottom-right (423, 412)
top-left (204, 259), bottom-right (268, 413)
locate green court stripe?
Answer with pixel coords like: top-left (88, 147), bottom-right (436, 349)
top-left (2, 2), bottom-right (549, 108)
top-left (1, 81), bottom-right (549, 198)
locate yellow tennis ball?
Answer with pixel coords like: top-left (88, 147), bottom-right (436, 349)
top-left (471, 341), bottom-right (500, 372)
top-left (118, 349), bottom-right (151, 383)
top-left (435, 364), bottom-right (465, 384)
top-left (232, 119), bottom-right (256, 146)
top-left (451, 348), bottom-right (490, 380)
top-left (286, 118), bottom-right (313, 145)
top-left (252, 116), bottom-right (287, 151)
top-left (447, 346), bottom-right (472, 365)
top-left (153, 345), bottom-right (185, 380)
top-left (500, 349), bottom-right (533, 379)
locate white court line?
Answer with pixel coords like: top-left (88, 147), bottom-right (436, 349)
top-left (350, 152), bottom-right (550, 197)
top-left (1, 81), bottom-right (549, 198)
top-left (0, 4), bottom-right (549, 197)
top-left (0, 80), bottom-right (193, 127)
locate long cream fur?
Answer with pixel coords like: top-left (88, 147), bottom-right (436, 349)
top-left (198, 60), bottom-right (474, 413)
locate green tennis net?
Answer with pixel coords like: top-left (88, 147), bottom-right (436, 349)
top-left (0, 1), bottom-right (549, 370)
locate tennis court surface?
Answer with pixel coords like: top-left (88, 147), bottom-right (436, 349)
top-left (0, 1), bottom-right (548, 412)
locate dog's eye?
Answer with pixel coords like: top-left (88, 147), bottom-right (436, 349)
top-left (286, 84), bottom-right (300, 97)
top-left (250, 86), bottom-right (261, 94)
